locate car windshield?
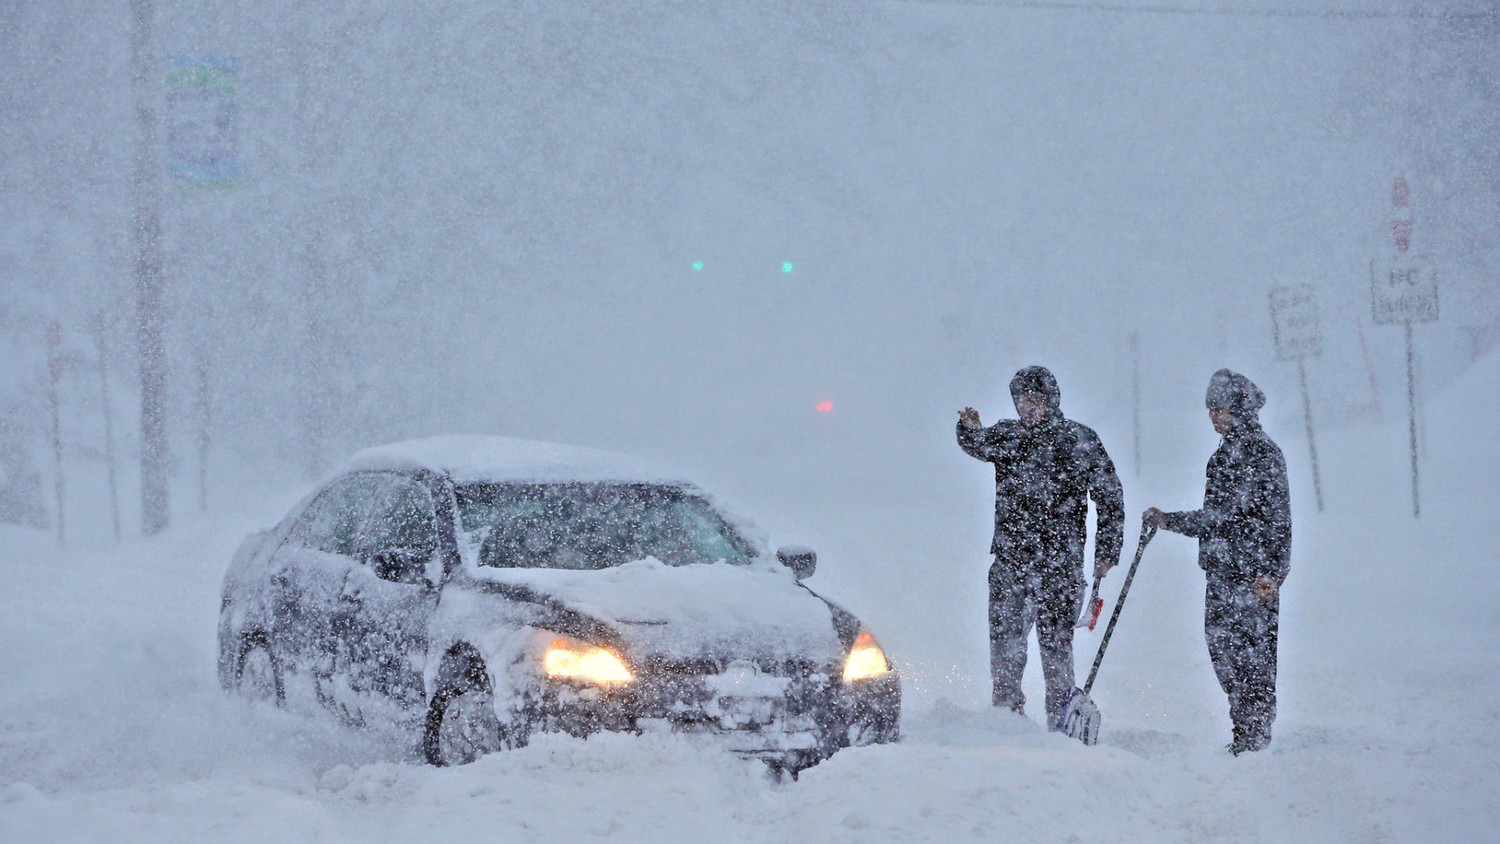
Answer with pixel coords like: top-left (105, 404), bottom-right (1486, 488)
top-left (455, 482), bottom-right (754, 570)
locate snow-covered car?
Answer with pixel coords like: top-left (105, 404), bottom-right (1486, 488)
top-left (217, 436), bottom-right (900, 772)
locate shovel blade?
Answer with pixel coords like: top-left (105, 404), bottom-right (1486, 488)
top-left (1054, 687), bottom-right (1101, 745)
top-left (1077, 596), bottom-right (1104, 631)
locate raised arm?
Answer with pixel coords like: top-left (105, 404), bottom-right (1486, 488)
top-left (956, 409), bottom-right (999, 462)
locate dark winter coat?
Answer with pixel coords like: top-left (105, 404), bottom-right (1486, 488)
top-left (1163, 420), bottom-right (1291, 587)
top-left (957, 405), bottom-right (1124, 576)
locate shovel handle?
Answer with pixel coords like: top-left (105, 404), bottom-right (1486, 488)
top-left (1082, 519), bottom-right (1157, 695)
top-left (1078, 576), bottom-right (1103, 630)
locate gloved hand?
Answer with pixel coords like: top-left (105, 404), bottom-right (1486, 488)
top-left (1252, 575), bottom-right (1279, 604)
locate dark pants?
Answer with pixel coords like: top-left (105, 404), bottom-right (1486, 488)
top-left (1205, 577), bottom-right (1279, 748)
top-left (989, 559), bottom-right (1084, 725)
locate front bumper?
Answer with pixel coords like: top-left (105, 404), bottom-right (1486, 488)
top-left (529, 662), bottom-right (900, 768)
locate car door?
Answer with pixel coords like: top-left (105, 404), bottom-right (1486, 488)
top-left (334, 471), bottom-right (445, 730)
top-left (267, 472), bottom-right (385, 716)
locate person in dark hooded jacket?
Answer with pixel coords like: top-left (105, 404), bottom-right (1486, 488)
top-left (958, 366), bottom-right (1124, 725)
top-left (1146, 368), bottom-right (1291, 755)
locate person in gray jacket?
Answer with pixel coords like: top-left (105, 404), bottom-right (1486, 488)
top-left (959, 366), bottom-right (1124, 725)
top-left (1146, 369), bottom-right (1291, 754)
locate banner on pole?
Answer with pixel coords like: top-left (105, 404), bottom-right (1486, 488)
top-left (167, 57), bottom-right (239, 187)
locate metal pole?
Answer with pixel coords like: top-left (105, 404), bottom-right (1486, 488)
top-left (1355, 316), bottom-right (1383, 416)
top-left (196, 343), bottom-right (211, 512)
top-left (47, 328), bottom-right (65, 549)
top-left (1296, 357), bottom-right (1323, 511)
top-left (1405, 320), bottom-right (1420, 518)
top-left (95, 321), bottom-right (122, 540)
top-left (1130, 330), bottom-right (1141, 478)
top-left (294, 5), bottom-right (328, 482)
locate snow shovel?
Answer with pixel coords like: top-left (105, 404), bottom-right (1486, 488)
top-left (1054, 520), bottom-right (1158, 745)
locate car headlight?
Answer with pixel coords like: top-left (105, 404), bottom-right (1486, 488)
top-left (842, 630), bottom-right (891, 682)
top-left (543, 636), bottom-right (633, 685)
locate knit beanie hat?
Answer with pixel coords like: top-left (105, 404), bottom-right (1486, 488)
top-left (1204, 368), bottom-right (1266, 419)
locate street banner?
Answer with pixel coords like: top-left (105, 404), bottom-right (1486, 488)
top-left (167, 57), bottom-right (239, 186)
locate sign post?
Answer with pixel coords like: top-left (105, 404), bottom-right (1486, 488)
top-left (1129, 330), bottom-right (1141, 479)
top-left (1269, 285), bottom-right (1324, 511)
top-left (94, 316), bottom-right (122, 541)
top-left (46, 322), bottom-right (65, 548)
top-left (1370, 175), bottom-right (1438, 518)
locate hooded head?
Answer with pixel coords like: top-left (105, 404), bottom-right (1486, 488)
top-left (1010, 365), bottom-right (1061, 425)
top-left (1204, 368), bottom-right (1266, 424)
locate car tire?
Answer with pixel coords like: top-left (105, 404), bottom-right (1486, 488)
top-left (423, 655), bottom-right (530, 766)
top-left (235, 633), bottom-right (285, 707)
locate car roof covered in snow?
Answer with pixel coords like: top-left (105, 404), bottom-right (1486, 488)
top-left (342, 435), bottom-right (696, 486)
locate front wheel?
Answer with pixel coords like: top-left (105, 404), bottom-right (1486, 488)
top-left (235, 635), bottom-right (285, 707)
top-left (423, 667), bottom-right (529, 766)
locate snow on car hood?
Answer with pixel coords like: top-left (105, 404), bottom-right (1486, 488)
top-left (466, 558), bottom-right (845, 665)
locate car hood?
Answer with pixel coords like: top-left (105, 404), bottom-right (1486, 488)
top-left (466, 558), bottom-right (846, 666)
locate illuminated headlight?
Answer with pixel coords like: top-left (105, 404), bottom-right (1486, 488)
top-left (543, 636), bottom-right (633, 685)
top-left (842, 630), bottom-right (891, 682)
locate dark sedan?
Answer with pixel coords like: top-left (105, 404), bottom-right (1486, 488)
top-left (218, 436), bottom-right (900, 773)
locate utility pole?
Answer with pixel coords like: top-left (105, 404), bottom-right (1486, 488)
top-left (131, 0), bottom-right (170, 535)
top-left (294, 4), bottom-right (329, 481)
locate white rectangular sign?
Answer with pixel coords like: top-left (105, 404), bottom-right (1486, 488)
top-left (1370, 255), bottom-right (1439, 325)
top-left (1269, 285), bottom-right (1322, 360)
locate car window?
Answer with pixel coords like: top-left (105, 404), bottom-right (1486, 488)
top-left (285, 474), bottom-right (385, 557)
top-left (455, 482), bottom-right (752, 570)
top-left (364, 475), bottom-right (439, 559)
top-left (666, 500), bottom-right (745, 565)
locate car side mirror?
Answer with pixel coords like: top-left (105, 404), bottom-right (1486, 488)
top-left (776, 545), bottom-right (816, 581)
top-left (371, 547), bottom-right (432, 586)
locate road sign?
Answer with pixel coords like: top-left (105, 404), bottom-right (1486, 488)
top-left (1370, 255), bottom-right (1438, 325)
top-left (1373, 175), bottom-right (1435, 518)
top-left (1269, 287), bottom-right (1325, 510)
top-left (1391, 174), bottom-right (1413, 253)
top-left (1269, 285), bottom-right (1322, 361)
